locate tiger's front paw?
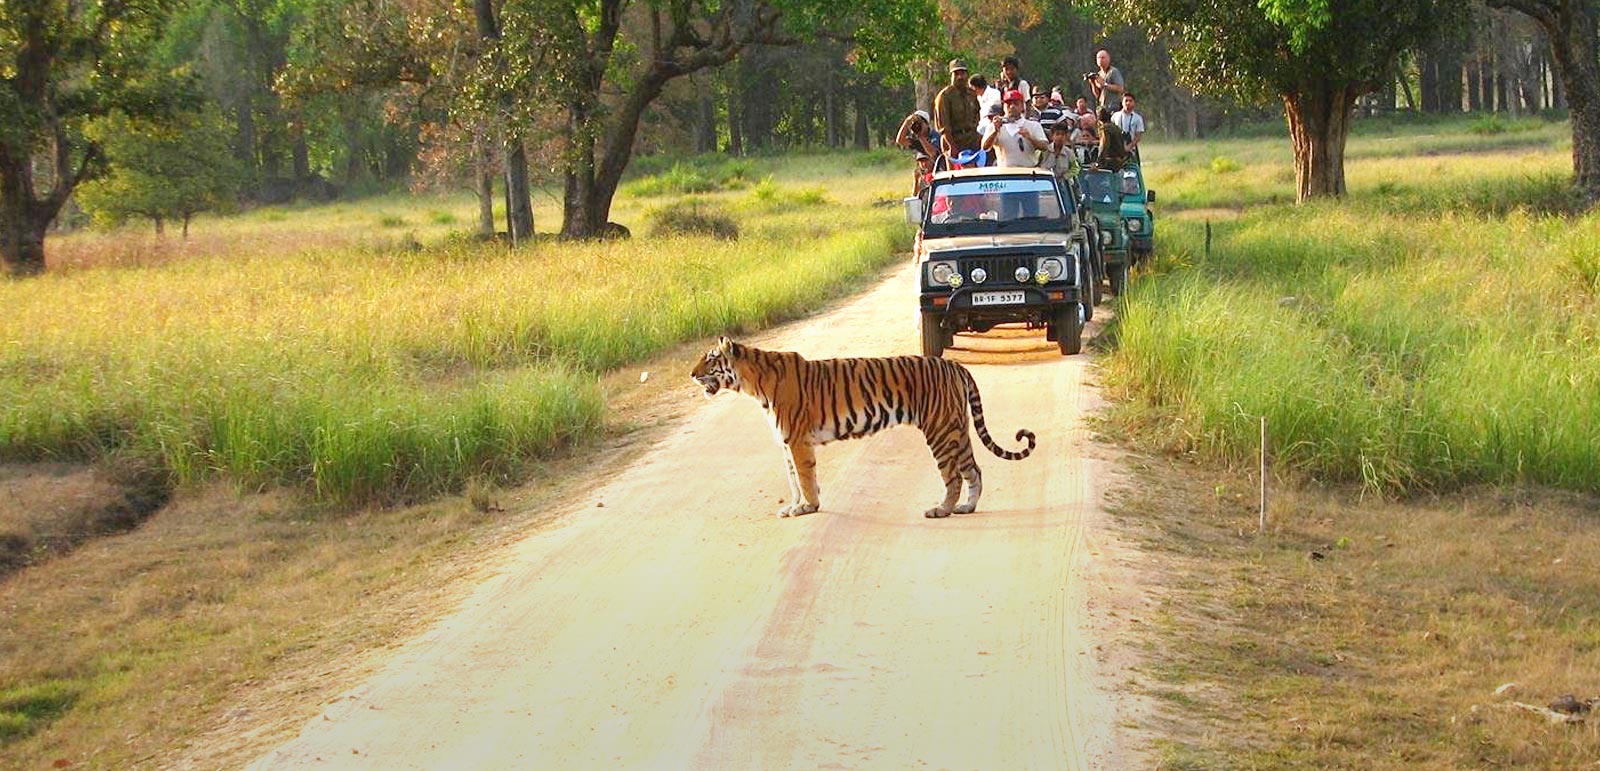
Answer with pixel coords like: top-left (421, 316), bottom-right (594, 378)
top-left (778, 503), bottom-right (819, 518)
top-left (923, 506), bottom-right (953, 519)
top-left (953, 502), bottom-right (976, 514)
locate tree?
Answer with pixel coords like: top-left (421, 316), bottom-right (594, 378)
top-left (76, 109), bottom-right (242, 237)
top-left (1488, 0), bottom-right (1600, 203)
top-left (503, 0), bottom-right (939, 238)
top-left (1105, 0), bottom-right (1452, 200)
top-left (0, 0), bottom-right (183, 275)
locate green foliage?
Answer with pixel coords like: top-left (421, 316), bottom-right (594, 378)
top-left (1103, 0), bottom-right (1454, 106)
top-left (76, 110), bottom-right (241, 234)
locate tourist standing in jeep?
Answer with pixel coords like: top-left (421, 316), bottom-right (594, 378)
top-left (982, 90), bottom-right (1051, 169)
top-left (1087, 49), bottom-right (1125, 111)
top-left (934, 60), bottom-right (981, 165)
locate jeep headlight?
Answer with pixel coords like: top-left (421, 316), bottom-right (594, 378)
top-left (1099, 230), bottom-right (1113, 246)
top-left (1014, 266), bottom-right (1031, 283)
top-left (929, 260), bottom-right (957, 286)
top-left (1036, 256), bottom-right (1066, 281)
top-left (1126, 219), bottom-right (1143, 233)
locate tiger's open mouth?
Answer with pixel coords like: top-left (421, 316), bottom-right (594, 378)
top-left (694, 376), bottom-right (720, 396)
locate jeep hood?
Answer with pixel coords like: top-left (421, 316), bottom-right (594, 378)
top-left (922, 233), bottom-right (1072, 255)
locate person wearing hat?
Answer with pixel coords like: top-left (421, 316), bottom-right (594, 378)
top-left (981, 88), bottom-right (1050, 169)
top-left (895, 109), bottom-right (940, 192)
top-left (934, 59), bottom-right (982, 164)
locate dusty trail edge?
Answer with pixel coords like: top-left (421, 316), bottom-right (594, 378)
top-left (188, 260), bottom-right (1157, 771)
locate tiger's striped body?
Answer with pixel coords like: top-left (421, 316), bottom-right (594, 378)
top-left (690, 338), bottom-right (1035, 519)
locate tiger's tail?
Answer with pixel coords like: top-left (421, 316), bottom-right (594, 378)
top-left (958, 365), bottom-right (1035, 460)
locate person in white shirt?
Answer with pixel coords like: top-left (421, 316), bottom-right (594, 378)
top-left (970, 75), bottom-right (1002, 124)
top-left (1111, 91), bottom-right (1146, 157)
top-left (981, 89), bottom-right (1050, 168)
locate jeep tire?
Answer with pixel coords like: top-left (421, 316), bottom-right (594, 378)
top-left (1109, 261), bottom-right (1130, 298)
top-left (1053, 305), bottom-right (1083, 355)
top-left (920, 311), bottom-right (947, 358)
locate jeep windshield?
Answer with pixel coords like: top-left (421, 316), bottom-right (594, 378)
top-left (925, 177), bottom-right (1066, 235)
top-left (1081, 171), bottom-right (1117, 204)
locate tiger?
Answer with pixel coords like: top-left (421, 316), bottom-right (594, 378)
top-left (689, 337), bottom-right (1035, 519)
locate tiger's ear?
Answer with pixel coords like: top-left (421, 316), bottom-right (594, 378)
top-left (717, 336), bottom-right (744, 358)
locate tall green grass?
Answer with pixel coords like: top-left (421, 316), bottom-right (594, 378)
top-left (1106, 119), bottom-right (1600, 494)
top-left (10, 163), bottom-right (908, 503)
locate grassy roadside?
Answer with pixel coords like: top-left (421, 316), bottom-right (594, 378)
top-left (1109, 115), bottom-right (1599, 496)
top-left (1106, 458), bottom-right (1600, 770)
top-left (1101, 114), bottom-right (1600, 767)
top-left (1, 153), bottom-right (909, 506)
top-left (0, 153), bottom-right (908, 768)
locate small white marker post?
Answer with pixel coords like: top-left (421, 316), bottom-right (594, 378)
top-left (1258, 416), bottom-right (1268, 535)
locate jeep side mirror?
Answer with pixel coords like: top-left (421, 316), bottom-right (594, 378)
top-left (903, 196), bottom-right (924, 225)
top-left (1146, 189), bottom-right (1156, 203)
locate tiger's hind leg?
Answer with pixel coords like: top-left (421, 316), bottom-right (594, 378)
top-left (953, 440), bottom-right (982, 515)
top-left (778, 439), bottom-right (821, 518)
top-left (922, 426), bottom-right (965, 518)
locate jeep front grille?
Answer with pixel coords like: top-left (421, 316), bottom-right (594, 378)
top-left (959, 256), bottom-right (1034, 286)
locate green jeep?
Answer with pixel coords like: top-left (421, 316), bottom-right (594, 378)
top-left (1078, 162), bottom-right (1156, 297)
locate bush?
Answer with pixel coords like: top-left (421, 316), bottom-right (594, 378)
top-left (1210, 156), bottom-right (1241, 174)
top-left (647, 199), bottom-right (739, 240)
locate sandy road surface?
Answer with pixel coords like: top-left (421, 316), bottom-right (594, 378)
top-left (244, 262), bottom-right (1136, 770)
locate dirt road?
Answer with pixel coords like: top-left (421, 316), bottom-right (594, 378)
top-left (243, 262), bottom-right (1138, 770)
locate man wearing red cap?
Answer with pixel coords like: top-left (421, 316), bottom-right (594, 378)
top-left (981, 89), bottom-right (1050, 168)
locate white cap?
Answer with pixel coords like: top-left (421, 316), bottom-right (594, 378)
top-left (913, 109), bottom-right (931, 122)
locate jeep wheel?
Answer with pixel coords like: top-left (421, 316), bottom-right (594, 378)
top-left (1109, 262), bottom-right (1130, 298)
top-left (920, 312), bottom-right (946, 358)
top-left (1053, 305), bottom-right (1083, 356)
top-left (1081, 254), bottom-right (1102, 313)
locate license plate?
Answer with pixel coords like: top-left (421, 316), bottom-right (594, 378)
top-left (971, 290), bottom-right (1026, 306)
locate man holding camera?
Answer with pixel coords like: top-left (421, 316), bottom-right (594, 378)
top-left (981, 89), bottom-right (1051, 168)
top-left (1086, 49), bottom-right (1125, 111)
top-left (895, 109), bottom-right (940, 192)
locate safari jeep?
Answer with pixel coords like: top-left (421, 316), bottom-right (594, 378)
top-left (1078, 162), bottom-right (1156, 297)
top-left (905, 167), bottom-right (1095, 357)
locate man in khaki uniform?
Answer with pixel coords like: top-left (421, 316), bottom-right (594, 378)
top-left (933, 59), bottom-right (981, 164)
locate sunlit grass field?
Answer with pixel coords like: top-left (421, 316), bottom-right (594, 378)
top-left (1106, 114), bottom-right (1600, 495)
top-left (8, 152), bottom-right (910, 503)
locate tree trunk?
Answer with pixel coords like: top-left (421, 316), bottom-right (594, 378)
top-left (474, 0), bottom-right (533, 241)
top-left (505, 139), bottom-right (534, 241)
top-left (154, 217), bottom-right (165, 236)
top-left (695, 77), bottom-right (717, 153)
top-left (562, 64), bottom-right (677, 238)
top-left (1468, 60), bottom-right (1484, 110)
top-left (1283, 84), bottom-right (1359, 201)
top-left (290, 112), bottom-right (310, 183)
top-left (474, 127), bottom-right (495, 237)
top-left (853, 94), bottom-right (870, 150)
top-left (910, 60), bottom-right (937, 114)
top-left (0, 199), bottom-right (49, 277)
top-left (182, 214), bottom-right (192, 239)
top-left (1420, 55), bottom-right (1440, 112)
top-left (1493, 0), bottom-right (1600, 201)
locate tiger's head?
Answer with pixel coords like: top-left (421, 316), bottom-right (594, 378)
top-left (690, 337), bottom-right (745, 398)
